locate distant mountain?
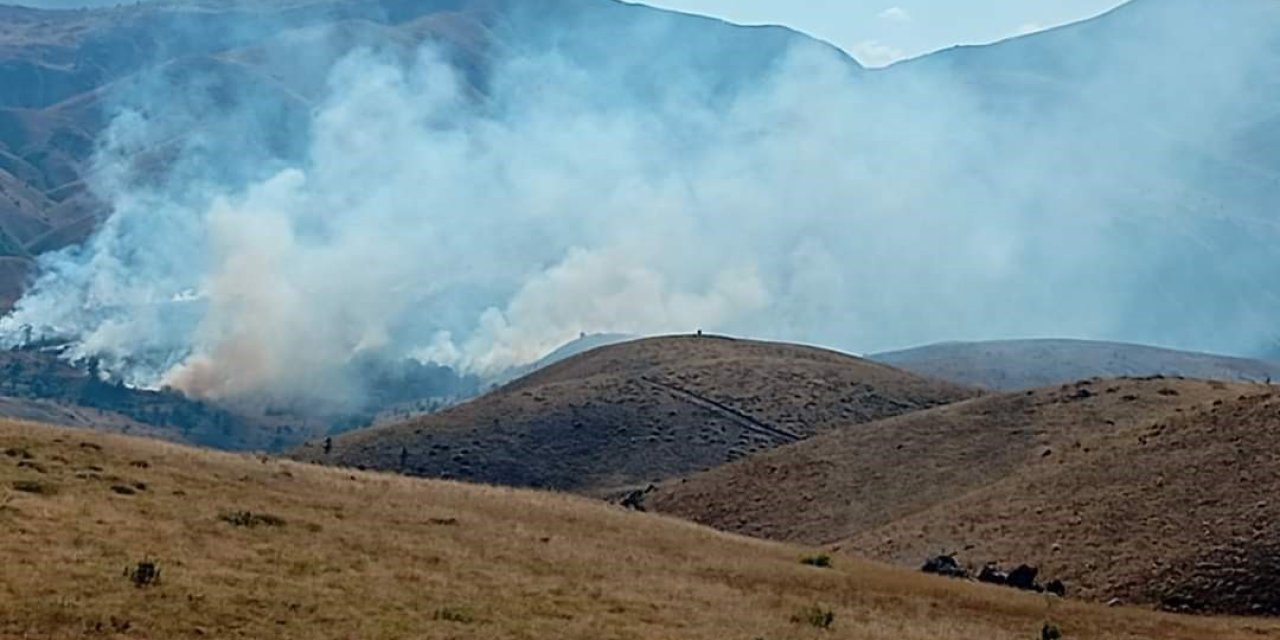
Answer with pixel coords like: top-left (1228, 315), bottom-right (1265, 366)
top-left (869, 0), bottom-right (1280, 355)
top-left (0, 0), bottom-right (857, 308)
top-left (2, 0), bottom-right (1279, 416)
top-left (871, 339), bottom-right (1280, 391)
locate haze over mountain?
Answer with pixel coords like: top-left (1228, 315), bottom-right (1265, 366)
top-left (0, 0), bottom-right (1276, 414)
top-left (872, 339), bottom-right (1280, 391)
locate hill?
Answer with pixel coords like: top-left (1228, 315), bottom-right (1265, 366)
top-left (4, 419), bottom-right (1278, 639)
top-left (843, 387), bottom-right (1280, 616)
top-left (871, 339), bottom-right (1280, 390)
top-left (648, 377), bottom-right (1280, 613)
top-left (292, 335), bottom-right (978, 495)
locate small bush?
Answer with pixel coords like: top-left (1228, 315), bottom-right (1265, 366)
top-left (800, 554), bottom-right (832, 568)
top-left (791, 605), bottom-right (835, 629)
top-left (218, 510), bottom-right (286, 528)
top-left (3, 447), bottom-right (32, 459)
top-left (125, 561), bottom-right (160, 588)
top-left (1041, 623), bottom-right (1063, 640)
top-left (110, 485), bottom-right (137, 496)
top-left (11, 480), bottom-right (56, 495)
top-left (433, 607), bottom-right (475, 624)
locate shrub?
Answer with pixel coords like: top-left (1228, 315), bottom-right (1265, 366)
top-left (791, 605), bottom-right (835, 629)
top-left (17, 460), bottom-right (47, 473)
top-left (125, 561), bottom-right (161, 588)
top-left (11, 480), bottom-right (56, 495)
top-left (800, 554), bottom-right (832, 568)
top-left (433, 607), bottom-right (475, 624)
top-left (1041, 623), bottom-right (1063, 640)
top-left (218, 510), bottom-right (286, 528)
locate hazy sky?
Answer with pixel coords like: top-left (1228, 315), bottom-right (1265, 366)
top-left (640, 0), bottom-right (1129, 66)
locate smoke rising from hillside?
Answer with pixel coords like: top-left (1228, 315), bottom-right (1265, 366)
top-left (2, 0), bottom-right (1278, 407)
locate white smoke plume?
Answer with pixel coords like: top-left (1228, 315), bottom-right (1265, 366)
top-left (2, 0), bottom-right (1278, 408)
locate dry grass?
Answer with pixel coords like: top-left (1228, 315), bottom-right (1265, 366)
top-left (651, 377), bottom-right (1245, 543)
top-left (3, 420), bottom-right (1276, 639)
top-left (651, 377), bottom-right (1280, 611)
top-left (296, 335), bottom-right (976, 495)
top-left (848, 388), bottom-right (1280, 614)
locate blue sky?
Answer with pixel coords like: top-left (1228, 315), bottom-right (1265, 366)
top-left (641, 0), bottom-right (1128, 66)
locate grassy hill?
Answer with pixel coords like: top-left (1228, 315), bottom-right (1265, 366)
top-left (649, 377), bottom-right (1280, 613)
top-left (842, 388), bottom-right (1280, 616)
top-left (4, 419), bottom-right (1278, 639)
top-left (292, 335), bottom-right (977, 495)
top-left (871, 339), bottom-right (1280, 391)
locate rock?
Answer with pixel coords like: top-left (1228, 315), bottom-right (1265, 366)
top-left (978, 564), bottom-right (1008, 585)
top-left (921, 554), bottom-right (969, 579)
top-left (1045, 579), bottom-right (1067, 597)
top-left (1007, 564), bottom-right (1040, 591)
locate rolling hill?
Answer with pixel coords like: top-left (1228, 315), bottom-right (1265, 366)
top-left (842, 388), bottom-right (1280, 616)
top-left (871, 339), bottom-right (1280, 390)
top-left (4, 419), bottom-right (1278, 639)
top-left (647, 376), bottom-right (1280, 614)
top-left (292, 335), bottom-right (978, 495)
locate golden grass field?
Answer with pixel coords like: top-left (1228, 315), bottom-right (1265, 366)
top-left (3, 419), bottom-right (1279, 639)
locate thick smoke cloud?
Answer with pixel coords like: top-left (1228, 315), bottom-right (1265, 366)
top-left (2, 0), bottom-right (1278, 408)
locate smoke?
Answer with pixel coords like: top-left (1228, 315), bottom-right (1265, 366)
top-left (2, 0), bottom-right (1279, 408)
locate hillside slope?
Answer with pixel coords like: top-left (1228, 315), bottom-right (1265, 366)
top-left (845, 389), bottom-right (1280, 616)
top-left (293, 335), bottom-right (977, 494)
top-left (649, 377), bottom-right (1280, 613)
top-left (3, 419), bottom-right (1277, 639)
top-left (872, 339), bottom-right (1280, 390)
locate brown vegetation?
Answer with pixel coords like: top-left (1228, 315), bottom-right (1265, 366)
top-left (650, 377), bottom-right (1280, 613)
top-left (294, 335), bottom-right (976, 495)
top-left (3, 419), bottom-right (1277, 639)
